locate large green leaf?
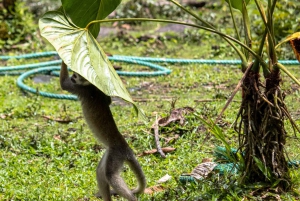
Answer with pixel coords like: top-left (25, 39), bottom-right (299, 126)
top-left (61, 0), bottom-right (122, 38)
top-left (39, 10), bottom-right (146, 120)
top-left (225, 0), bottom-right (250, 12)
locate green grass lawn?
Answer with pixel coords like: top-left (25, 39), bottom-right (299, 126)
top-left (1, 35), bottom-right (300, 200)
top-left (1, 0), bottom-right (300, 199)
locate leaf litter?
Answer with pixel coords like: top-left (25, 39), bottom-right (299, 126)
top-left (151, 101), bottom-right (194, 158)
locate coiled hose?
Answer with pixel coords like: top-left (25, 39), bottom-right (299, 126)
top-left (1, 51), bottom-right (299, 101)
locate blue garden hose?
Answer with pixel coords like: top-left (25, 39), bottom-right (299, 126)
top-left (179, 146), bottom-right (300, 183)
top-left (16, 66), bottom-right (78, 100)
top-left (1, 51), bottom-right (299, 100)
top-left (1, 52), bottom-right (172, 100)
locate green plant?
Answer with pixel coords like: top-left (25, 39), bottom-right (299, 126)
top-left (165, 0), bottom-right (300, 192)
top-left (38, 0), bottom-right (300, 195)
top-left (0, 0), bottom-right (38, 51)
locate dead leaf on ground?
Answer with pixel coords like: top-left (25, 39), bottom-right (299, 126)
top-left (53, 135), bottom-right (62, 141)
top-left (190, 162), bottom-right (218, 180)
top-left (150, 106), bottom-right (194, 158)
top-left (138, 147), bottom-right (176, 157)
top-left (202, 158), bottom-right (213, 163)
top-left (42, 115), bottom-right (72, 123)
top-left (261, 193), bottom-right (281, 201)
top-left (156, 107), bottom-right (194, 127)
top-left (144, 185), bottom-right (165, 194)
top-left (157, 174), bottom-right (172, 183)
top-left (165, 134), bottom-right (180, 144)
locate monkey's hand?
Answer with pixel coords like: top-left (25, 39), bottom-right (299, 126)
top-left (60, 62), bottom-right (76, 93)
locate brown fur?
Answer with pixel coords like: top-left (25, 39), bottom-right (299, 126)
top-left (60, 62), bottom-right (146, 201)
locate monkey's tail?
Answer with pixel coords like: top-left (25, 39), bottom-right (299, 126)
top-left (127, 156), bottom-right (146, 194)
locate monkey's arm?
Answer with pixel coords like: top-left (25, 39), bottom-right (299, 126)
top-left (60, 61), bottom-right (76, 93)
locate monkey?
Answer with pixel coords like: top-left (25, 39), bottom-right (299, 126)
top-left (60, 62), bottom-right (146, 201)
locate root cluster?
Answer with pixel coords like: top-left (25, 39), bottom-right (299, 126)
top-left (234, 70), bottom-right (295, 190)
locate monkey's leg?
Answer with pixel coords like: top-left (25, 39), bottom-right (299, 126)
top-left (105, 150), bottom-right (137, 201)
top-left (96, 152), bottom-right (112, 201)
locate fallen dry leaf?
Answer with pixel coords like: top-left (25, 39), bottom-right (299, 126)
top-left (157, 174), bottom-right (172, 183)
top-left (42, 115), bottom-right (72, 124)
top-left (157, 107), bottom-right (194, 127)
top-left (164, 134), bottom-right (180, 145)
top-left (53, 135), bottom-right (62, 141)
top-left (202, 158), bottom-right (213, 163)
top-left (138, 147), bottom-right (176, 156)
top-left (144, 185), bottom-right (165, 194)
top-left (150, 106), bottom-right (193, 158)
top-left (191, 162), bottom-right (218, 180)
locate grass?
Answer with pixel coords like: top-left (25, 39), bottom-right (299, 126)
top-left (2, 42), bottom-right (300, 200)
top-left (1, 1), bottom-right (300, 200)
top-left (0, 60), bottom-right (241, 200)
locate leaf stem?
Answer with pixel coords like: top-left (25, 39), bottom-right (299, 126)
top-left (168, 0), bottom-right (213, 28)
top-left (227, 0), bottom-right (241, 41)
top-left (276, 63), bottom-right (300, 86)
top-left (168, 0), bottom-right (247, 69)
top-left (242, 0), bottom-right (252, 63)
top-left (87, 18), bottom-right (267, 68)
top-left (267, 0), bottom-right (278, 65)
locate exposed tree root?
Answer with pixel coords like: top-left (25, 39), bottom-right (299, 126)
top-left (234, 70), bottom-right (297, 191)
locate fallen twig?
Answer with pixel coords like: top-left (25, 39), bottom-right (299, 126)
top-left (153, 115), bottom-right (166, 158)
